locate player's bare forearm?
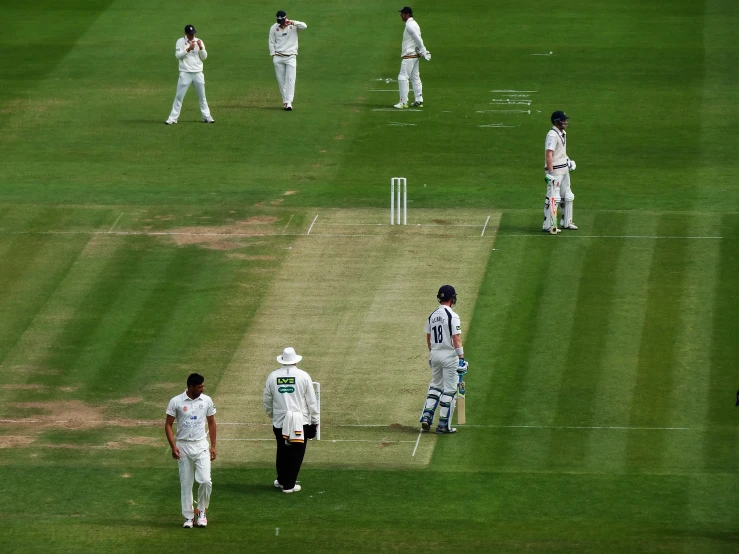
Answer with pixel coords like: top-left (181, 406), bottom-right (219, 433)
top-left (207, 415), bottom-right (217, 460)
top-left (164, 416), bottom-right (176, 449)
top-left (452, 335), bottom-right (462, 350)
top-left (426, 333), bottom-right (431, 351)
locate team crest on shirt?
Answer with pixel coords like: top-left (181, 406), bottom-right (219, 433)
top-left (183, 406), bottom-right (188, 412)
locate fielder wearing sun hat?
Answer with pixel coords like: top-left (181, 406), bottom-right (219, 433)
top-left (276, 347), bottom-right (303, 365)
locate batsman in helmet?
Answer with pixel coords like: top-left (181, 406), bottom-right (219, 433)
top-left (419, 285), bottom-right (468, 434)
top-left (543, 110), bottom-right (578, 233)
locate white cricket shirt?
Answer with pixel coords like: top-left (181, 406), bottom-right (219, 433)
top-left (401, 17), bottom-right (428, 57)
top-left (263, 365), bottom-right (319, 428)
top-left (544, 127), bottom-right (569, 176)
top-left (166, 391), bottom-right (216, 442)
top-left (269, 21), bottom-right (307, 56)
top-left (426, 306), bottom-right (462, 352)
top-left (174, 37), bottom-right (208, 72)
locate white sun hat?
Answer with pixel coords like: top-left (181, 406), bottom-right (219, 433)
top-left (277, 347), bottom-right (302, 365)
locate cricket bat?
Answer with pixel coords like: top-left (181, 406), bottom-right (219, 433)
top-left (456, 376), bottom-right (466, 425)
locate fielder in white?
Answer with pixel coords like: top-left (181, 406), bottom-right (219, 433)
top-left (543, 110), bottom-right (577, 233)
top-left (263, 347), bottom-right (320, 493)
top-left (394, 6), bottom-right (430, 109)
top-left (165, 373), bottom-right (217, 528)
top-left (269, 11), bottom-right (307, 111)
top-left (420, 285), bottom-right (468, 434)
top-left (165, 25), bottom-right (215, 124)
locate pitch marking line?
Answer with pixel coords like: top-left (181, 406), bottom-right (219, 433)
top-left (481, 215), bottom-right (491, 237)
top-left (512, 234), bottom-right (723, 240)
top-left (491, 89), bottom-right (537, 93)
top-left (280, 214), bottom-right (294, 235)
top-left (477, 109), bottom-right (531, 114)
top-left (372, 108), bottom-right (422, 112)
top-left (0, 420), bottom-right (691, 431)
top-left (306, 215), bottom-right (319, 235)
top-left (108, 213), bottom-right (123, 233)
top-left (411, 429), bottom-right (422, 457)
top-left (221, 438), bottom-right (417, 444)
top-left (369, 89), bottom-right (398, 92)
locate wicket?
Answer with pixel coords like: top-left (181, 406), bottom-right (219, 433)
top-left (391, 177), bottom-right (407, 225)
top-left (312, 381), bottom-right (321, 440)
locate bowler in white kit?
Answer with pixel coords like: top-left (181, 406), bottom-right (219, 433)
top-left (269, 11), bottom-right (308, 111)
top-left (165, 373), bottom-right (217, 528)
top-left (394, 6), bottom-right (431, 109)
top-left (165, 24), bottom-right (215, 124)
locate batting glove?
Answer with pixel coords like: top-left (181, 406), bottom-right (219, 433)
top-left (305, 424), bottom-right (318, 440)
top-left (545, 174), bottom-right (561, 187)
top-left (423, 51), bottom-right (431, 61)
top-left (567, 159), bottom-right (577, 171)
top-left (457, 358), bottom-right (468, 376)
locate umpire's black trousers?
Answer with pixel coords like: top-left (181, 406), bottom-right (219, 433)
top-left (272, 426), bottom-right (310, 490)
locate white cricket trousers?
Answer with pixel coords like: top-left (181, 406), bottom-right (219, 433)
top-left (168, 71), bottom-right (212, 121)
top-left (398, 57), bottom-right (423, 104)
top-left (177, 439), bottom-right (212, 519)
top-left (273, 55), bottom-right (297, 103)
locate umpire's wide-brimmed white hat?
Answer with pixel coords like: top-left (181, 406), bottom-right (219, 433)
top-left (277, 347), bottom-right (302, 365)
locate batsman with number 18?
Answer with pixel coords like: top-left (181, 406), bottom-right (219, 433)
top-left (419, 285), bottom-right (468, 434)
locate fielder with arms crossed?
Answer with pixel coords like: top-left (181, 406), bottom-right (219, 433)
top-left (543, 110), bottom-right (577, 233)
top-left (420, 285), bottom-right (468, 434)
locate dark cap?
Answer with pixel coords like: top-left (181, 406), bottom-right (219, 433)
top-left (437, 285), bottom-right (457, 301)
top-left (184, 24), bottom-right (197, 35)
top-left (276, 10), bottom-right (287, 20)
top-left (399, 6), bottom-right (413, 15)
top-left (551, 110), bottom-right (569, 124)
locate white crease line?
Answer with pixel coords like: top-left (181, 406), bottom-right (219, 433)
top-left (508, 235), bottom-right (723, 240)
top-left (372, 108), bottom-right (422, 112)
top-left (369, 90), bottom-right (398, 92)
top-left (492, 90), bottom-right (537, 92)
top-left (463, 425), bottom-right (690, 430)
top-left (481, 215), bottom-right (491, 237)
top-left (108, 213), bottom-right (123, 233)
top-left (221, 438), bottom-right (416, 444)
top-left (411, 429), bottom-right (423, 457)
top-left (280, 214), bottom-right (294, 235)
top-left (1, 420), bottom-right (692, 432)
top-left (318, 223), bottom-right (484, 228)
top-left (477, 109), bottom-right (530, 114)
top-left (306, 215), bottom-right (318, 235)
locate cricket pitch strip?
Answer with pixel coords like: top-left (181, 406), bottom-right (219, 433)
top-left (216, 209), bottom-right (500, 469)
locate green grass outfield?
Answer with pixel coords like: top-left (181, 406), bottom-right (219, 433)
top-left (2, 0), bottom-right (738, 552)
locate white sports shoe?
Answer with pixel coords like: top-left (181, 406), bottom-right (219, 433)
top-left (183, 518), bottom-right (194, 529)
top-left (273, 479), bottom-right (284, 489)
top-left (196, 509), bottom-right (207, 527)
top-left (203, 116), bottom-right (215, 123)
top-left (283, 484), bottom-right (302, 494)
top-left (165, 119), bottom-right (177, 125)
top-left (393, 102), bottom-right (408, 109)
top-left (285, 103), bottom-right (293, 111)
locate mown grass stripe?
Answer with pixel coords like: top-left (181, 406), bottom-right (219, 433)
top-left (703, 215), bottom-right (739, 472)
top-left (586, 213), bottom-right (660, 472)
top-left (625, 214), bottom-right (691, 469)
top-left (0, 209), bottom-right (110, 366)
top-left (547, 212), bottom-right (627, 468)
top-left (34, 237), bottom-right (154, 391)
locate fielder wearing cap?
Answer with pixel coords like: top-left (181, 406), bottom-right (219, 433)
top-left (394, 6), bottom-right (430, 109)
top-left (269, 10), bottom-right (308, 111)
top-left (165, 373), bottom-right (217, 528)
top-left (165, 24), bottom-right (215, 124)
top-left (419, 285), bottom-right (467, 434)
top-left (263, 347), bottom-right (320, 493)
top-left (543, 110), bottom-right (578, 232)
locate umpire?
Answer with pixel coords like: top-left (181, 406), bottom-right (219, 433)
top-left (263, 347), bottom-right (320, 493)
